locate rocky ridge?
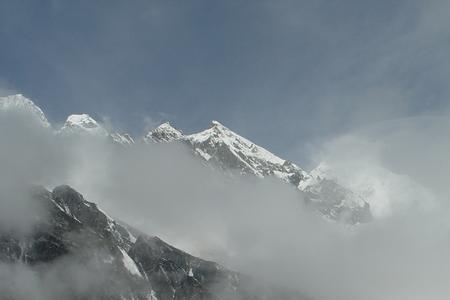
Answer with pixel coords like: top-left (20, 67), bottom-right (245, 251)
top-left (0, 185), bottom-right (303, 300)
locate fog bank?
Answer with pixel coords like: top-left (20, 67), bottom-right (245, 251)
top-left (1, 112), bottom-right (450, 299)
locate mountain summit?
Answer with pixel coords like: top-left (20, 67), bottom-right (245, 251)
top-left (58, 113), bottom-right (134, 145)
top-left (59, 113), bottom-right (109, 136)
top-left (183, 120), bottom-right (308, 183)
top-left (144, 122), bottom-right (183, 143)
top-left (0, 94), bottom-right (50, 127)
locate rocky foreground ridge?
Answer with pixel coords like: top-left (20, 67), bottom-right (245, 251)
top-left (0, 185), bottom-right (303, 300)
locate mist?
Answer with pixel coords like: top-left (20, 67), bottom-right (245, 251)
top-left (1, 108), bottom-right (450, 299)
top-left (1, 0), bottom-right (450, 298)
top-left (0, 254), bottom-right (119, 300)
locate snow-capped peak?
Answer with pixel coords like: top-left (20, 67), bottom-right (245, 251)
top-left (59, 113), bottom-right (108, 136)
top-left (0, 94), bottom-right (50, 127)
top-left (184, 120), bottom-right (307, 182)
top-left (211, 120), bottom-right (224, 127)
top-left (182, 121), bottom-right (370, 223)
top-left (186, 120), bottom-right (286, 165)
top-left (144, 122), bottom-right (183, 143)
top-left (66, 114), bottom-right (100, 129)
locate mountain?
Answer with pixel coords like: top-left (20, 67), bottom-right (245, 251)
top-left (0, 93), bottom-right (367, 297)
top-left (144, 120), bottom-right (308, 185)
top-left (184, 121), bottom-right (308, 184)
top-left (58, 113), bottom-right (135, 145)
top-left (0, 95), bottom-right (134, 146)
top-left (0, 94), bottom-right (50, 127)
top-left (59, 114), bottom-right (109, 136)
top-left (0, 94), bottom-right (371, 223)
top-left (144, 122), bottom-right (183, 143)
top-left (0, 185), bottom-right (303, 300)
top-left (145, 121), bottom-right (371, 223)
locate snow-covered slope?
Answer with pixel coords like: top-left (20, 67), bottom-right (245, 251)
top-left (58, 113), bottom-right (134, 146)
top-left (0, 94), bottom-right (50, 127)
top-left (59, 114), bottom-right (109, 136)
top-left (143, 120), bottom-right (308, 185)
top-left (144, 122), bottom-right (183, 143)
top-left (0, 95), bottom-right (130, 144)
top-left (183, 121), bottom-right (309, 186)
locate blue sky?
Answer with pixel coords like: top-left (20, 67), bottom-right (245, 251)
top-left (1, 0), bottom-right (449, 166)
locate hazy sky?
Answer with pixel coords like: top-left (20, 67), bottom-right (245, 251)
top-left (1, 0), bottom-right (449, 165)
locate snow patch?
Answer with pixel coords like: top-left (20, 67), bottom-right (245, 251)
top-left (119, 248), bottom-right (143, 278)
top-left (195, 148), bottom-right (211, 161)
top-left (147, 290), bottom-right (158, 300)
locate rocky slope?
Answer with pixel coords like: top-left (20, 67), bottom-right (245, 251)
top-left (0, 185), bottom-right (302, 300)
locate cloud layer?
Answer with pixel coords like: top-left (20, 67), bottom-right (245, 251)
top-left (1, 109), bottom-right (450, 299)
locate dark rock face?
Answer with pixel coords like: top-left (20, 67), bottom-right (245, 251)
top-left (0, 186), bottom-right (302, 300)
top-left (130, 236), bottom-right (305, 300)
top-left (52, 185), bottom-right (135, 250)
top-left (129, 235), bottom-right (240, 300)
top-left (0, 186), bottom-right (152, 299)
